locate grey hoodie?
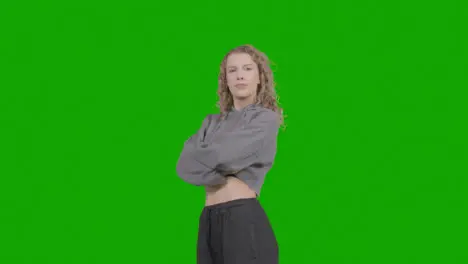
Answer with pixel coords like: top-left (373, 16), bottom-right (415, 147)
top-left (175, 104), bottom-right (279, 195)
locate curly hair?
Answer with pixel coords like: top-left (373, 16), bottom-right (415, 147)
top-left (216, 44), bottom-right (285, 128)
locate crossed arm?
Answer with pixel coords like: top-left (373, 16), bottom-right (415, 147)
top-left (175, 109), bottom-right (279, 186)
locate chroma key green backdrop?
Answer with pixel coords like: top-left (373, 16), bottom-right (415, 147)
top-left (1, 1), bottom-right (466, 263)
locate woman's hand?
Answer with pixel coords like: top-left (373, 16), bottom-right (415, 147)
top-left (204, 174), bottom-right (236, 192)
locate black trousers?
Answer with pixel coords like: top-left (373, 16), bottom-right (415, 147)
top-left (197, 198), bottom-right (279, 264)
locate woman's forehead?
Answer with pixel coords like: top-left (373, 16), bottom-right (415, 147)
top-left (227, 53), bottom-right (255, 65)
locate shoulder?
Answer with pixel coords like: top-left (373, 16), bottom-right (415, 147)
top-left (204, 113), bottom-right (221, 122)
top-left (244, 106), bottom-right (279, 131)
top-left (246, 105), bottom-right (278, 122)
top-left (201, 113), bottom-right (222, 126)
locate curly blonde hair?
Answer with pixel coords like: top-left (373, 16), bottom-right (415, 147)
top-left (216, 44), bottom-right (285, 127)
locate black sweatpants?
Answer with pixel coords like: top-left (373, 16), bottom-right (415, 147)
top-left (197, 198), bottom-right (279, 264)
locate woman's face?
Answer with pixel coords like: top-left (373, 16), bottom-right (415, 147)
top-left (226, 52), bottom-right (260, 103)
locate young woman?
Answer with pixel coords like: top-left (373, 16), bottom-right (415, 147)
top-left (176, 44), bottom-right (284, 264)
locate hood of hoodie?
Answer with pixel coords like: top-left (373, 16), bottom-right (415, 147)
top-left (220, 103), bottom-right (263, 121)
top-left (230, 103), bottom-right (261, 114)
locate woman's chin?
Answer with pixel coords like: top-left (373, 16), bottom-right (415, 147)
top-left (232, 92), bottom-right (254, 101)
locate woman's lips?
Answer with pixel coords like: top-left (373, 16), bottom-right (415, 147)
top-left (235, 84), bottom-right (247, 88)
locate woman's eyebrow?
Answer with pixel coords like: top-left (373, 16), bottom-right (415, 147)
top-left (227, 64), bottom-right (254, 68)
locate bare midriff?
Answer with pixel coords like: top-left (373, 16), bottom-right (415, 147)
top-left (205, 176), bottom-right (256, 206)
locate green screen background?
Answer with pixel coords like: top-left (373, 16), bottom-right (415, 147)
top-left (1, 1), bottom-right (466, 263)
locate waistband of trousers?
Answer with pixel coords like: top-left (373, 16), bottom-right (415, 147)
top-left (203, 198), bottom-right (258, 211)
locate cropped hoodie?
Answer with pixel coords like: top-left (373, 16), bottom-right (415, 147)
top-left (175, 104), bottom-right (279, 196)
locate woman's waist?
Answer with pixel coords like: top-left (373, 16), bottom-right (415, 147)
top-left (205, 176), bottom-right (256, 206)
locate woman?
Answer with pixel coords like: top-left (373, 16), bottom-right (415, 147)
top-left (176, 44), bottom-right (283, 264)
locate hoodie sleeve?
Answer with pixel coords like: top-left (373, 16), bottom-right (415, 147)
top-left (188, 108), bottom-right (279, 174)
top-left (175, 115), bottom-right (228, 186)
